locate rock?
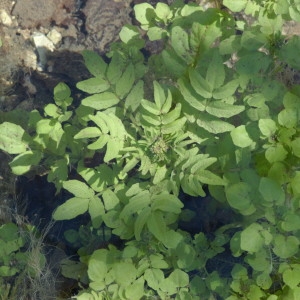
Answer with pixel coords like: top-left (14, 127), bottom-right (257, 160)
top-left (47, 28), bottom-right (63, 46)
top-left (12, 0), bottom-right (75, 29)
top-left (0, 9), bottom-right (13, 26)
top-left (82, 0), bottom-right (132, 52)
top-left (32, 32), bottom-right (55, 70)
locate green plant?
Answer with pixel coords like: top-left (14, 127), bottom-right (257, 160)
top-left (0, 222), bottom-right (53, 300)
top-left (1, 0), bottom-right (300, 299)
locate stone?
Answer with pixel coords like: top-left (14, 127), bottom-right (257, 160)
top-left (82, 0), bottom-right (132, 52)
top-left (12, 0), bottom-right (75, 29)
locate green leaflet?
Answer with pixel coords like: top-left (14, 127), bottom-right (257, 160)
top-left (225, 182), bottom-right (254, 213)
top-left (178, 78), bottom-right (206, 112)
top-left (88, 196), bottom-right (105, 228)
top-left (81, 112), bottom-right (126, 162)
top-left (206, 49), bottom-right (225, 89)
top-left (102, 189), bottom-right (120, 211)
top-left (82, 50), bottom-right (107, 78)
top-left (9, 150), bottom-right (42, 175)
top-left (120, 191), bottom-right (151, 222)
top-left (223, 0), bottom-right (247, 12)
top-left (115, 63), bottom-right (135, 98)
top-left (240, 223), bottom-right (265, 253)
top-left (53, 197), bottom-right (90, 220)
top-left (81, 92), bottom-right (120, 110)
top-left (74, 127), bottom-right (101, 139)
top-left (63, 180), bottom-right (95, 198)
top-left (230, 125), bottom-right (254, 148)
top-left (196, 113), bottom-right (235, 134)
top-left (206, 101), bottom-right (245, 118)
top-left (76, 78), bottom-right (110, 94)
top-left (0, 122), bottom-right (28, 154)
top-left (134, 206), bottom-right (151, 241)
top-left (189, 68), bottom-right (213, 99)
top-left (53, 82), bottom-right (73, 108)
top-left (151, 194), bottom-right (183, 214)
top-left (171, 26), bottom-right (193, 64)
top-left (147, 210), bottom-right (168, 243)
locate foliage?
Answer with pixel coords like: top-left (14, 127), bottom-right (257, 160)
top-left (0, 222), bottom-right (49, 299)
top-left (1, 0), bottom-right (300, 299)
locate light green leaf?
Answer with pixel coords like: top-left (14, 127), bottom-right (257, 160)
top-left (89, 196), bottom-right (105, 228)
top-left (53, 82), bottom-right (72, 107)
top-left (140, 99), bottom-right (160, 115)
top-left (119, 24), bottom-right (140, 44)
top-left (163, 230), bottom-right (183, 249)
top-left (265, 144), bottom-right (288, 163)
top-left (259, 119), bottom-right (277, 137)
top-left (223, 0), bottom-right (247, 12)
top-left (0, 122), bottom-right (28, 154)
top-left (74, 127), bottom-right (101, 139)
top-left (161, 117), bottom-right (186, 134)
top-left (153, 81), bottom-right (166, 110)
top-left (161, 103), bottom-right (182, 125)
top-left (226, 182), bottom-right (252, 211)
top-left (125, 80), bottom-right (144, 112)
top-left (147, 211), bottom-right (167, 242)
top-left (116, 63), bottom-right (135, 98)
top-left (105, 139), bottom-right (122, 162)
top-left (241, 223), bottom-right (264, 253)
top-left (144, 268), bottom-right (164, 291)
top-left (76, 78), bottom-right (110, 94)
top-left (149, 254), bottom-right (169, 269)
top-left (135, 206), bottom-right (151, 241)
top-left (120, 191), bottom-right (151, 221)
top-left (82, 92), bottom-right (119, 110)
top-left (283, 267), bottom-right (300, 289)
top-left (171, 26), bottom-right (192, 63)
top-left (259, 177), bottom-right (285, 205)
top-left (142, 112), bottom-right (161, 126)
top-left (88, 135), bottom-right (109, 150)
top-left (206, 50), bottom-right (225, 89)
top-left (125, 277), bottom-right (145, 300)
top-left (168, 269), bottom-right (189, 288)
top-left (151, 194), bottom-right (183, 214)
top-left (256, 272), bottom-right (272, 290)
top-left (9, 150), bottom-right (42, 175)
top-left (178, 78), bottom-right (206, 112)
top-left (196, 170), bottom-right (225, 185)
top-left (155, 2), bottom-right (171, 21)
top-left (273, 234), bottom-right (299, 259)
top-left (53, 197), bottom-right (90, 220)
top-left (281, 213), bottom-right (300, 232)
top-left (207, 101), bottom-right (244, 118)
top-left (291, 137), bottom-right (300, 158)
top-left (134, 3), bottom-right (155, 30)
top-left (63, 180), bottom-right (95, 198)
top-left (197, 113), bottom-right (234, 133)
top-left (102, 189), bottom-right (120, 211)
top-left (153, 165), bottom-right (168, 184)
top-left (162, 49), bottom-right (187, 78)
top-left (231, 125), bottom-right (254, 148)
top-left (113, 262), bottom-right (137, 286)
top-left (278, 108), bottom-right (297, 128)
top-left (189, 68), bottom-right (212, 98)
top-left (44, 103), bottom-right (60, 118)
top-left (82, 50), bottom-right (107, 78)
top-left (88, 249), bottom-right (108, 283)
